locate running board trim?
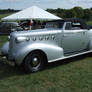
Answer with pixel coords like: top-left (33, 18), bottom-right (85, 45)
top-left (49, 50), bottom-right (92, 63)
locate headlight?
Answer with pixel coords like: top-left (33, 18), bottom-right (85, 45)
top-left (15, 37), bottom-right (30, 43)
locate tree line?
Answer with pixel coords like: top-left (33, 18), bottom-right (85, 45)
top-left (46, 7), bottom-right (92, 21)
top-left (0, 8), bottom-right (19, 14)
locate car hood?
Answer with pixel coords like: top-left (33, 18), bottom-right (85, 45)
top-left (10, 28), bottom-right (60, 37)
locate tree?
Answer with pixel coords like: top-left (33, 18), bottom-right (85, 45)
top-left (83, 9), bottom-right (92, 21)
top-left (73, 7), bottom-right (84, 18)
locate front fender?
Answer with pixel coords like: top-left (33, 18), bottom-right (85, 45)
top-left (14, 43), bottom-right (64, 65)
top-left (1, 41), bottom-right (9, 56)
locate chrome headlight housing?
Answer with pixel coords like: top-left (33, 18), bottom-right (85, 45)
top-left (15, 37), bottom-right (30, 43)
top-left (7, 36), bottom-right (10, 41)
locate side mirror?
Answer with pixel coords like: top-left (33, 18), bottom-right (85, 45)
top-left (88, 28), bottom-right (90, 30)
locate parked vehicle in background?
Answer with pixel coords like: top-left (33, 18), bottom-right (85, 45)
top-left (0, 22), bottom-right (23, 35)
top-left (20, 20), bottom-right (30, 30)
top-left (20, 20), bottom-right (45, 30)
top-left (1, 18), bottom-right (92, 73)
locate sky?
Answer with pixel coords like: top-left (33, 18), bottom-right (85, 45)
top-left (0, 0), bottom-right (92, 10)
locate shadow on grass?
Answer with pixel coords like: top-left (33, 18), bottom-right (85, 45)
top-left (0, 53), bottom-right (91, 79)
top-left (0, 58), bottom-right (25, 79)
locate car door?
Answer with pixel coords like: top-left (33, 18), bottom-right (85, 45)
top-left (61, 22), bottom-right (89, 54)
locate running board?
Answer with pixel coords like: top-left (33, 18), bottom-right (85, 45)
top-left (49, 50), bottom-right (92, 63)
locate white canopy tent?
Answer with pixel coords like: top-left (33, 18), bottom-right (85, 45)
top-left (2, 6), bottom-right (61, 21)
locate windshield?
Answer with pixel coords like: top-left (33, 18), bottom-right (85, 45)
top-left (45, 22), bottom-right (64, 29)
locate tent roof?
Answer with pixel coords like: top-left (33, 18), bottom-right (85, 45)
top-left (2, 6), bottom-right (61, 21)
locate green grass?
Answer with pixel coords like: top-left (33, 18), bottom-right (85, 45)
top-left (0, 36), bottom-right (7, 47)
top-left (0, 36), bottom-right (7, 54)
top-left (0, 36), bottom-right (92, 92)
top-left (0, 13), bottom-right (12, 21)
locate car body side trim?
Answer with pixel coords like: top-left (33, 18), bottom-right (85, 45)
top-left (49, 50), bottom-right (92, 63)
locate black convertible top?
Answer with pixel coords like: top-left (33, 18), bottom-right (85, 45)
top-left (47, 18), bottom-right (85, 23)
top-left (47, 18), bottom-right (89, 29)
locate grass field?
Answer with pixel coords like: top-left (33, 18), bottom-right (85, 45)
top-left (0, 36), bottom-right (92, 92)
top-left (0, 14), bottom-right (92, 92)
top-left (0, 13), bottom-right (12, 22)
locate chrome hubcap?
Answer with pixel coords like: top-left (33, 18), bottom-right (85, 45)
top-left (32, 57), bottom-right (40, 67)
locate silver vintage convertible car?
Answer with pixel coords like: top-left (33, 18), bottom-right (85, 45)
top-left (1, 18), bottom-right (92, 73)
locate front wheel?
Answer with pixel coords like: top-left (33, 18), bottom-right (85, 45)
top-left (24, 51), bottom-right (47, 73)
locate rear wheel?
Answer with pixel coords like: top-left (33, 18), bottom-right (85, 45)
top-left (24, 51), bottom-right (47, 73)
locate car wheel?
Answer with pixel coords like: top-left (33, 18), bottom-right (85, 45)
top-left (24, 51), bottom-right (47, 73)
